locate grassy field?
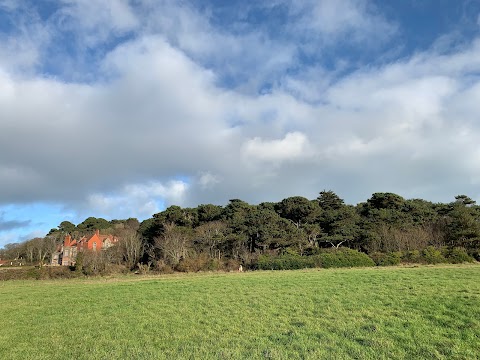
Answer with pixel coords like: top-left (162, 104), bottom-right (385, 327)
top-left (0, 265), bottom-right (479, 359)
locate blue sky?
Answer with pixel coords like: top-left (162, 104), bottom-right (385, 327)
top-left (1, 0), bottom-right (480, 247)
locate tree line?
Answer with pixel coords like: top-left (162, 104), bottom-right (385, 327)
top-left (1, 191), bottom-right (479, 274)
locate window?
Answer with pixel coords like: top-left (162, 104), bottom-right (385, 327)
top-left (93, 242), bottom-right (97, 250)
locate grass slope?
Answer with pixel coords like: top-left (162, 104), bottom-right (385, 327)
top-left (0, 265), bottom-right (479, 359)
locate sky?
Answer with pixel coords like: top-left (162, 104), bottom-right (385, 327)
top-left (1, 0), bottom-right (480, 247)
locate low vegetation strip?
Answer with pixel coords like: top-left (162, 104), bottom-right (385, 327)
top-left (0, 265), bottom-right (479, 359)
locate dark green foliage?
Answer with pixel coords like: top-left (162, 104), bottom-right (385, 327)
top-left (256, 248), bottom-right (374, 270)
top-left (442, 247), bottom-right (475, 264)
top-left (197, 204), bottom-right (223, 224)
top-left (367, 193), bottom-right (406, 210)
top-left (222, 199), bottom-right (252, 221)
top-left (445, 203), bottom-right (480, 250)
top-left (404, 199), bottom-right (438, 225)
top-left (319, 205), bottom-right (361, 248)
top-left (316, 248), bottom-right (375, 268)
top-left (77, 217), bottom-right (110, 231)
top-left (318, 190), bottom-right (345, 210)
top-left (138, 217), bottom-right (160, 243)
top-left (256, 254), bottom-right (317, 270)
top-left (242, 208), bottom-right (298, 251)
top-left (153, 206), bottom-right (197, 228)
top-left (275, 196), bottom-right (319, 228)
top-left (370, 247), bottom-right (474, 266)
top-left (58, 220), bottom-right (76, 233)
top-left (258, 202), bottom-right (276, 211)
top-left (370, 252), bottom-right (402, 266)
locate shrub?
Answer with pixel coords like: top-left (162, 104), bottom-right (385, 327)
top-left (74, 252), bottom-right (84, 273)
top-left (175, 254), bottom-right (231, 272)
top-left (370, 252), bottom-right (402, 266)
top-left (422, 246), bottom-right (446, 264)
top-left (78, 251), bottom-right (128, 276)
top-left (443, 247), bottom-right (475, 264)
top-left (255, 248), bottom-right (375, 270)
top-left (153, 260), bottom-right (174, 274)
top-left (175, 257), bottom-right (197, 272)
top-left (43, 266), bottom-right (81, 279)
top-left (205, 258), bottom-right (223, 271)
top-left (0, 266), bottom-right (82, 281)
top-left (256, 254), bottom-right (316, 270)
top-left (225, 259), bottom-right (241, 272)
top-left (316, 248), bottom-right (375, 268)
top-left (26, 268), bottom-right (42, 280)
top-left (471, 250), bottom-right (480, 262)
top-left (402, 250), bottom-right (422, 264)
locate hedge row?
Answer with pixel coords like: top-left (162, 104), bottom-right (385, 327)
top-left (256, 246), bottom-right (476, 270)
top-left (370, 246), bottom-right (476, 266)
top-left (256, 248), bottom-right (375, 270)
top-left (0, 266), bottom-right (82, 281)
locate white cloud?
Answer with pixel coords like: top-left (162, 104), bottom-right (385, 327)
top-left (3, 28), bottom-right (480, 209)
top-left (86, 180), bottom-right (189, 219)
top-left (286, 0), bottom-right (397, 46)
top-left (242, 132), bottom-right (312, 163)
top-left (136, 1), bottom-right (298, 93)
top-left (0, 4), bottom-right (51, 74)
top-left (198, 172), bottom-right (221, 189)
top-left (57, 0), bottom-right (139, 45)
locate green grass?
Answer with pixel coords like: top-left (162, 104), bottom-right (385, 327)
top-left (1, 265), bottom-right (480, 359)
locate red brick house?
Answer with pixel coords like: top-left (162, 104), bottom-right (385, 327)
top-left (51, 230), bottom-right (118, 266)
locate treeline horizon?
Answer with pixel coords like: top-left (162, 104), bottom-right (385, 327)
top-left (1, 191), bottom-right (480, 274)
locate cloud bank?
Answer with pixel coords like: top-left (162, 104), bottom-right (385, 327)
top-left (1, 0), bottom-right (480, 243)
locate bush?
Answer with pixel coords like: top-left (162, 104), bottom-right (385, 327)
top-left (443, 247), bottom-right (475, 264)
top-left (43, 266), bottom-right (81, 279)
top-left (153, 260), bottom-right (174, 274)
top-left (255, 248), bottom-right (375, 270)
top-left (256, 254), bottom-right (316, 270)
top-left (78, 252), bottom-right (129, 276)
top-left (370, 252), bottom-right (402, 266)
top-left (225, 259), bottom-right (241, 272)
top-left (205, 258), bottom-right (223, 271)
top-left (176, 254), bottom-right (210, 272)
top-left (368, 248), bottom-right (476, 266)
top-left (26, 268), bottom-right (42, 280)
top-left (74, 252), bottom-right (84, 273)
top-left (402, 250), bottom-right (422, 264)
top-left (316, 248), bottom-right (375, 268)
top-left (471, 250), bottom-right (480, 262)
top-left (0, 266), bottom-right (82, 281)
top-left (422, 246), bottom-right (446, 264)
top-left (175, 254), bottom-right (234, 272)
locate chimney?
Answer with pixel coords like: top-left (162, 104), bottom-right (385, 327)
top-left (95, 229), bottom-right (100, 236)
top-left (64, 234), bottom-right (71, 247)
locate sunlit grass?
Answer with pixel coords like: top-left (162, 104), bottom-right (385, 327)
top-left (1, 264), bottom-right (479, 359)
